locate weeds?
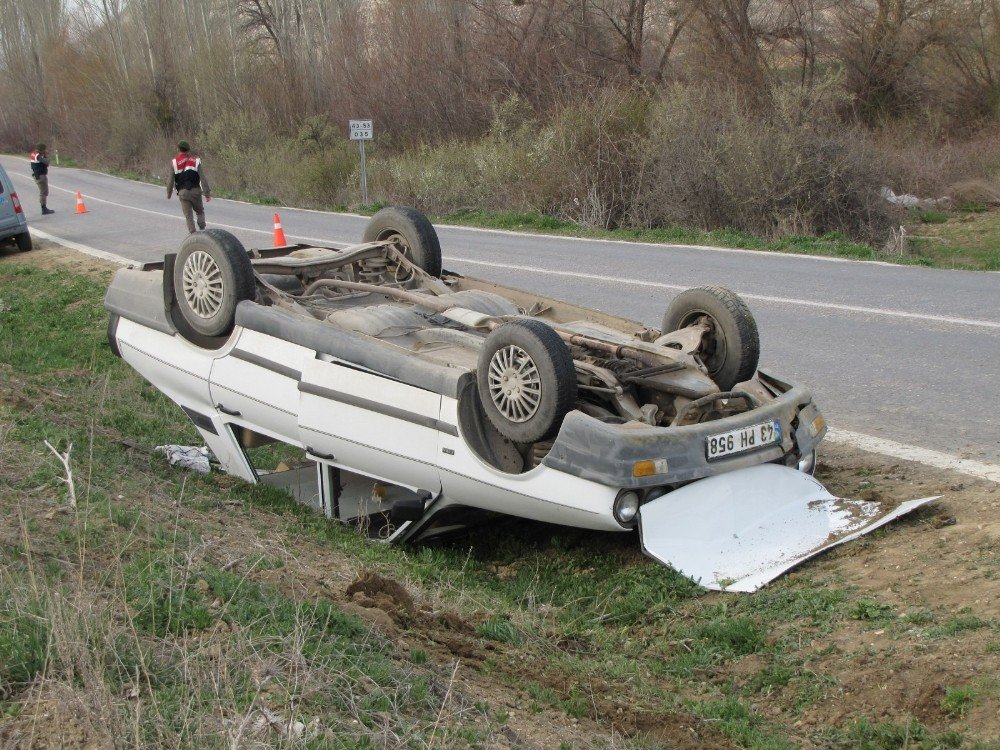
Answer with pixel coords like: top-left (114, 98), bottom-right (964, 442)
top-left (476, 616), bottom-right (522, 645)
top-left (1, 257), bottom-right (996, 746)
top-left (927, 615), bottom-right (993, 639)
top-left (815, 717), bottom-right (965, 749)
top-left (850, 599), bottom-right (896, 623)
top-left (942, 686), bottom-right (978, 718)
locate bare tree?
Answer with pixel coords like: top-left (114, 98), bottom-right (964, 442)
top-left (834, 0), bottom-right (954, 120)
top-left (938, 0), bottom-right (1000, 121)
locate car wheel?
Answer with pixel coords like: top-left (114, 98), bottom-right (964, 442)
top-left (14, 231), bottom-right (32, 252)
top-left (362, 206), bottom-right (442, 277)
top-left (662, 286), bottom-right (759, 390)
top-left (477, 319), bottom-right (577, 444)
top-left (172, 229), bottom-right (255, 337)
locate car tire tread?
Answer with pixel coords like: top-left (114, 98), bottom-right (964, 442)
top-left (663, 285), bottom-right (759, 390)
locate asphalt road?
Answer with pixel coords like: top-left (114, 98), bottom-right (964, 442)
top-left (4, 155), bottom-right (998, 466)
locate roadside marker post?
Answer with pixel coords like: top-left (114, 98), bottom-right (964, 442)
top-left (349, 119), bottom-right (373, 205)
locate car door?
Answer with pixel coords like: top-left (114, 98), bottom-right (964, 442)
top-left (208, 328), bottom-right (310, 443)
top-left (298, 356), bottom-right (442, 493)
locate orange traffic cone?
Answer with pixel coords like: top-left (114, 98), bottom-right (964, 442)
top-left (75, 191), bottom-right (88, 214)
top-left (272, 213), bottom-right (287, 247)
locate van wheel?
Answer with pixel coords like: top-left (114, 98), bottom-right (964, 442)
top-left (477, 319), bottom-right (577, 443)
top-left (172, 229), bottom-right (255, 337)
top-left (362, 206), bottom-right (442, 277)
top-left (14, 231), bottom-right (32, 252)
top-left (663, 286), bottom-right (759, 390)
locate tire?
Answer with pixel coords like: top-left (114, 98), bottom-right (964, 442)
top-left (14, 231), bottom-right (32, 252)
top-left (362, 206), bottom-right (442, 277)
top-left (662, 286), bottom-right (759, 390)
top-left (172, 229), bottom-right (255, 337)
top-left (477, 319), bottom-right (577, 443)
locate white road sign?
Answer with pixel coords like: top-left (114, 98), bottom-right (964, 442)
top-left (349, 119), bottom-right (373, 140)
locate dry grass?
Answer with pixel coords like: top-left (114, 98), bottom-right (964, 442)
top-left (1, 250), bottom-right (997, 750)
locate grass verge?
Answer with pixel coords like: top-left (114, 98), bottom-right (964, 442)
top-left (0, 249), bottom-right (997, 748)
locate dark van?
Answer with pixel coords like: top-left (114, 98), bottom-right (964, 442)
top-left (0, 163), bottom-right (31, 251)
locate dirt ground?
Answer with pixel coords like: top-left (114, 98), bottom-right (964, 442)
top-left (2, 241), bottom-right (997, 748)
top-left (0, 239), bottom-right (122, 279)
top-left (777, 446), bottom-right (999, 739)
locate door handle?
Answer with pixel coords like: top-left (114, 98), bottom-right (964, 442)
top-left (306, 447), bottom-right (336, 461)
top-left (216, 403), bottom-right (242, 417)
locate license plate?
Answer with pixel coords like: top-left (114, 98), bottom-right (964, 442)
top-left (706, 421), bottom-right (781, 460)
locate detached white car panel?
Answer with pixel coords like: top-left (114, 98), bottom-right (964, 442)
top-left (640, 464), bottom-right (938, 592)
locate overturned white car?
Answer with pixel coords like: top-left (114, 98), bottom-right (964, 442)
top-left (105, 208), bottom-right (935, 591)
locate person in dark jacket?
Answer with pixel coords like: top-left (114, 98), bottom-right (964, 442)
top-left (30, 144), bottom-right (54, 215)
top-left (167, 140), bottom-right (212, 233)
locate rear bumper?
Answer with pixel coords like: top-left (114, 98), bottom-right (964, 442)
top-left (542, 378), bottom-right (825, 488)
top-left (0, 219), bottom-right (28, 241)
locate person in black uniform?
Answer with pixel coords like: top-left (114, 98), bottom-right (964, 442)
top-left (29, 144), bottom-right (54, 215)
top-left (166, 140), bottom-right (212, 233)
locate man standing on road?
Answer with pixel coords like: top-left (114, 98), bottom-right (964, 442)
top-left (30, 144), bottom-right (54, 215)
top-left (167, 140), bottom-right (211, 233)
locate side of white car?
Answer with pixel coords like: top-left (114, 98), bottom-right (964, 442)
top-left (114, 310), bottom-right (626, 540)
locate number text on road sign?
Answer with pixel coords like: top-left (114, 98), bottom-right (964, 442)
top-left (349, 120), bottom-right (373, 141)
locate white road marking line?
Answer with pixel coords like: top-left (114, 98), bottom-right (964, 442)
top-left (14, 168), bottom-right (996, 330)
top-left (437, 222), bottom-right (916, 268)
top-left (36, 181), bottom-right (275, 233)
top-left (7, 155), bottom-right (999, 274)
top-left (15, 178), bottom-right (344, 246)
top-left (10, 193), bottom-right (997, 481)
top-left (444, 257), bottom-right (1000, 330)
top-left (0, 157), bottom-right (969, 271)
top-left (826, 428), bottom-right (1000, 484)
top-left (28, 227), bottom-right (134, 266)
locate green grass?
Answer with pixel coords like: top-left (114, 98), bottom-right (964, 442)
top-left (0, 259), bottom-right (997, 747)
top-left (905, 208), bottom-right (1000, 271)
top-left (688, 696), bottom-right (792, 750)
top-left (436, 208), bottom-right (902, 266)
top-left (814, 718), bottom-right (967, 749)
top-left (942, 686), bottom-right (978, 719)
top-left (0, 591), bottom-right (50, 691)
top-left (476, 616), bottom-right (522, 645)
top-left (850, 598), bottom-right (896, 624)
top-left (927, 615), bottom-right (995, 639)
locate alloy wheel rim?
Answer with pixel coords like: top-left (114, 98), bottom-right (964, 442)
top-left (487, 344), bottom-right (542, 423)
top-left (181, 250), bottom-right (224, 319)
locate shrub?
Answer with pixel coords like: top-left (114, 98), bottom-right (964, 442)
top-left (633, 83), bottom-right (895, 242)
top-left (371, 83), bottom-right (898, 242)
